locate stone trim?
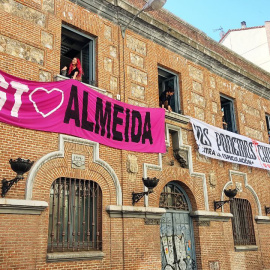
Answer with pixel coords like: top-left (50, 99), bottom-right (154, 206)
top-left (190, 210), bottom-right (233, 222)
top-left (165, 112), bottom-right (190, 124)
top-left (255, 215), bottom-right (270, 224)
top-left (234, 246), bottom-right (258, 252)
top-left (106, 205), bottom-right (166, 219)
top-left (0, 198), bottom-right (48, 215)
top-left (47, 251), bottom-right (105, 262)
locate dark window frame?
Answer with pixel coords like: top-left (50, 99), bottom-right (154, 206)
top-left (265, 114), bottom-right (270, 143)
top-left (158, 67), bottom-right (181, 114)
top-left (230, 198), bottom-right (256, 246)
top-left (220, 94), bottom-right (237, 133)
top-left (48, 177), bottom-right (102, 253)
top-left (61, 25), bottom-right (96, 85)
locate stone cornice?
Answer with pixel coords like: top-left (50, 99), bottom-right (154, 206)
top-left (190, 210), bottom-right (233, 222)
top-left (72, 0), bottom-right (270, 100)
top-left (0, 198), bottom-right (48, 215)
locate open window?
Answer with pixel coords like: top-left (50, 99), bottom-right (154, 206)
top-left (61, 25), bottom-right (95, 85)
top-left (220, 95), bottom-right (237, 133)
top-left (266, 114), bottom-right (270, 143)
top-left (158, 67), bottom-right (180, 114)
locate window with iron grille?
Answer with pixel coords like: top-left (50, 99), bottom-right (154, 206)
top-left (48, 177), bottom-right (102, 253)
top-left (230, 198), bottom-right (256, 246)
top-left (159, 182), bottom-right (189, 210)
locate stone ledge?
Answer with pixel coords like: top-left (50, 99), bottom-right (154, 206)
top-left (47, 251), bottom-right (105, 262)
top-left (255, 215), bottom-right (270, 224)
top-left (165, 112), bottom-right (190, 124)
top-left (234, 246), bottom-right (258, 252)
top-left (190, 210), bottom-right (233, 222)
top-left (106, 205), bottom-right (166, 219)
top-left (0, 198), bottom-right (48, 215)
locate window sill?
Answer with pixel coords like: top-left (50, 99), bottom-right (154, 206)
top-left (234, 245), bottom-right (258, 252)
top-left (165, 111), bottom-right (190, 124)
top-left (47, 251), bottom-right (105, 262)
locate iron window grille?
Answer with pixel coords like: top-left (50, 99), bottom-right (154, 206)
top-left (48, 177), bottom-right (102, 253)
top-left (230, 198), bottom-right (256, 246)
top-left (159, 183), bottom-right (189, 210)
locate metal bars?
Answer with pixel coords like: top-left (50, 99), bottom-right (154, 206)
top-left (48, 177), bottom-right (102, 252)
top-left (230, 198), bottom-right (256, 246)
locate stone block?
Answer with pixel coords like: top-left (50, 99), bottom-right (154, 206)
top-left (245, 126), bottom-right (263, 141)
top-left (192, 81), bottom-right (202, 93)
top-left (189, 65), bottom-right (203, 82)
top-left (131, 83), bottom-right (145, 100)
top-left (41, 31), bottom-right (53, 49)
top-left (39, 70), bottom-right (51, 82)
top-left (210, 77), bottom-right (216, 88)
top-left (110, 76), bottom-right (118, 91)
top-left (194, 106), bottom-right (205, 120)
top-left (0, 0), bottom-right (45, 27)
top-left (104, 25), bottom-right (112, 41)
top-left (130, 52), bottom-right (144, 69)
top-left (43, 0), bottom-right (54, 13)
top-left (104, 57), bottom-right (113, 73)
top-left (126, 35), bottom-right (146, 56)
top-left (212, 102), bottom-right (218, 113)
top-left (242, 104), bottom-right (260, 117)
top-left (128, 99), bottom-right (146, 107)
top-left (127, 66), bottom-right (147, 85)
top-left (109, 46), bottom-right (117, 58)
top-left (191, 92), bottom-right (205, 107)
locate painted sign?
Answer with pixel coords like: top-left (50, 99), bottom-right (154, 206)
top-left (0, 69), bottom-right (166, 153)
top-left (190, 117), bottom-right (270, 170)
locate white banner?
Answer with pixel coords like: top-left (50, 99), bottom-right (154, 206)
top-left (190, 117), bottom-right (270, 171)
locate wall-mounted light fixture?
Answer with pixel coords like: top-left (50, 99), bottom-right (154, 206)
top-left (1, 158), bottom-right (34, 197)
top-left (265, 206), bottom-right (270, 215)
top-left (121, 0), bottom-right (167, 38)
top-left (214, 188), bottom-right (238, 211)
top-left (132, 177), bottom-right (159, 205)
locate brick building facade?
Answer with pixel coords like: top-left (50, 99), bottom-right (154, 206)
top-left (0, 0), bottom-right (270, 269)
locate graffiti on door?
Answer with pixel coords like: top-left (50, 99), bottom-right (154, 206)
top-left (161, 233), bottom-right (196, 270)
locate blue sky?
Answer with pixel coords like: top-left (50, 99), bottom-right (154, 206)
top-left (163, 0), bottom-right (270, 41)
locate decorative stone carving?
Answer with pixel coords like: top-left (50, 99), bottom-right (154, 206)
top-left (232, 163), bottom-right (239, 170)
top-left (39, 70), bottom-right (51, 82)
top-left (209, 172), bottom-right (216, 188)
top-left (41, 31), bottom-right (53, 49)
top-left (126, 35), bottom-right (146, 55)
top-left (235, 182), bottom-right (243, 192)
top-left (71, 154), bottom-right (85, 170)
top-left (145, 218), bottom-right (160, 225)
top-left (173, 149), bottom-right (188, 168)
top-left (126, 154), bottom-right (138, 174)
top-left (0, 34), bottom-right (44, 65)
top-left (131, 83), bottom-right (145, 100)
top-left (127, 66), bottom-right (147, 85)
top-left (0, 0), bottom-right (45, 27)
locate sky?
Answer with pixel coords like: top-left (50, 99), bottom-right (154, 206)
top-left (163, 0), bottom-right (270, 42)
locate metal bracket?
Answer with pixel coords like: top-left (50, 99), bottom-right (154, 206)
top-left (265, 206), bottom-right (270, 215)
top-left (132, 190), bottom-right (153, 205)
top-left (1, 177), bottom-right (22, 198)
top-left (214, 199), bottom-right (231, 211)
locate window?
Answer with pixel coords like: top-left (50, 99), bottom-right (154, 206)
top-left (61, 25), bottom-right (95, 85)
top-left (230, 198), bottom-right (256, 246)
top-left (266, 114), bottom-right (270, 143)
top-left (220, 95), bottom-right (237, 133)
top-left (158, 67), bottom-right (181, 114)
top-left (48, 177), bottom-right (102, 252)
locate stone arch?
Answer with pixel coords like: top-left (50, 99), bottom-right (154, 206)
top-left (25, 134), bottom-right (122, 205)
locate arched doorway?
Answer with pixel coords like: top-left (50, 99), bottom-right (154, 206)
top-left (160, 182), bottom-right (196, 270)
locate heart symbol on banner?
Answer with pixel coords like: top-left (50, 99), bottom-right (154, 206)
top-left (29, 87), bottom-right (64, 118)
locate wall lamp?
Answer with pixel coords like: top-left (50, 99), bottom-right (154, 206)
top-left (132, 177), bottom-right (159, 205)
top-left (1, 158), bottom-right (34, 197)
top-left (265, 206), bottom-right (270, 215)
top-left (214, 188), bottom-right (238, 211)
top-left (121, 0), bottom-right (167, 38)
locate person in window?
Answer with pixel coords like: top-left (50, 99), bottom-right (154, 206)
top-left (61, 57), bottom-right (83, 81)
top-left (222, 108), bottom-right (228, 130)
top-left (159, 88), bottom-right (174, 112)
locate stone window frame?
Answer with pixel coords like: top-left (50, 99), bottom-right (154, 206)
top-left (265, 113), bottom-right (270, 143)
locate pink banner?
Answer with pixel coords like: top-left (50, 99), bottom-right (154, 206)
top-left (0, 69), bottom-right (165, 153)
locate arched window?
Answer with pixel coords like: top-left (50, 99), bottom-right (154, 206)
top-left (48, 177), bottom-right (102, 252)
top-left (230, 198), bottom-right (256, 246)
top-left (159, 182), bottom-right (189, 210)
